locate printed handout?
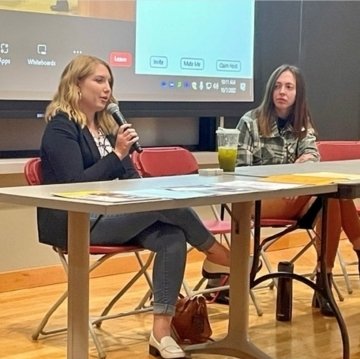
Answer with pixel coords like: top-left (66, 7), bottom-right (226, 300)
top-left (53, 179), bottom-right (306, 203)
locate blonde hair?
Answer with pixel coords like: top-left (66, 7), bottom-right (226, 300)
top-left (45, 55), bottom-right (117, 135)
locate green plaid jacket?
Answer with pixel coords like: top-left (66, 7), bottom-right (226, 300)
top-left (235, 110), bottom-right (320, 166)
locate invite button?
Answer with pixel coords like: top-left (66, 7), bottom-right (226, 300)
top-left (150, 56), bottom-right (168, 68)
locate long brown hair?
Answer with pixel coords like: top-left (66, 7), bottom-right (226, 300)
top-left (255, 64), bottom-right (317, 138)
top-left (44, 55), bottom-right (117, 135)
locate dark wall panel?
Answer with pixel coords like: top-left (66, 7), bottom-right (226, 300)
top-left (301, 1), bottom-right (360, 139)
top-left (227, 1), bottom-right (360, 141)
top-left (226, 1), bottom-right (302, 125)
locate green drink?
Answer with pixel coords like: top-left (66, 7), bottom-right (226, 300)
top-left (216, 128), bottom-right (240, 172)
top-left (218, 146), bottom-right (237, 172)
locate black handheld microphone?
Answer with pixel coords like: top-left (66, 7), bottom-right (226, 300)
top-left (106, 103), bottom-right (143, 153)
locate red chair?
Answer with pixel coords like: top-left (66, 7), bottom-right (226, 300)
top-left (254, 199), bottom-right (320, 285)
top-left (25, 158), bottom-right (154, 359)
top-left (132, 146), bottom-right (232, 242)
top-left (132, 146), bottom-right (263, 316)
top-left (253, 188), bottom-right (344, 302)
top-left (316, 140), bottom-right (360, 161)
top-left (317, 140), bottom-right (360, 294)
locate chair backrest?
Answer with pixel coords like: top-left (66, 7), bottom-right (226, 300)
top-left (317, 141), bottom-right (360, 161)
top-left (24, 158), bottom-right (43, 185)
top-left (132, 146), bottom-right (199, 177)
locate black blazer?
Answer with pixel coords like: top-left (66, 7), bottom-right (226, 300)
top-left (37, 112), bottom-right (140, 249)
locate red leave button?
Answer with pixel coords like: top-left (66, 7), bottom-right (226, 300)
top-left (109, 52), bottom-right (132, 67)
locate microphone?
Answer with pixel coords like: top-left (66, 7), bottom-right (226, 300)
top-left (106, 103), bottom-right (143, 153)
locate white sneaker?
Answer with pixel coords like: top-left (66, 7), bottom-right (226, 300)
top-left (149, 332), bottom-right (186, 359)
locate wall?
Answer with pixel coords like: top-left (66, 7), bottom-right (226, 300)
top-left (0, 117), bottom-right (200, 155)
top-left (301, 1), bottom-right (360, 139)
top-left (226, 1), bottom-right (360, 140)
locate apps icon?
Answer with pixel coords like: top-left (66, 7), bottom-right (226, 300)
top-left (0, 43), bottom-right (9, 54)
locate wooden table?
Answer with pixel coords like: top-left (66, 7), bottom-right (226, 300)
top-left (0, 173), bottom-right (338, 358)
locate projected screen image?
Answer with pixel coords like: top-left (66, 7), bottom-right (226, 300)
top-left (0, 0), bottom-right (254, 107)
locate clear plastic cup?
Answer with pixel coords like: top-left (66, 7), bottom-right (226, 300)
top-left (216, 128), bottom-right (240, 172)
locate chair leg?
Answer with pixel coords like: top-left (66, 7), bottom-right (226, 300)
top-left (192, 277), bottom-right (207, 292)
top-left (259, 249), bottom-right (277, 289)
top-left (134, 251), bottom-right (154, 290)
top-left (183, 276), bottom-right (264, 315)
top-left (219, 232), bottom-right (231, 248)
top-left (336, 250), bottom-right (353, 294)
top-left (32, 290), bottom-right (68, 339)
top-left (135, 288), bottom-right (153, 310)
top-left (250, 289), bottom-right (263, 316)
top-left (182, 257), bottom-right (263, 316)
top-left (181, 278), bottom-right (197, 297)
top-left (93, 252), bottom-right (155, 327)
top-left (89, 320), bottom-right (107, 359)
top-left (260, 229), bottom-right (319, 290)
top-left (288, 235), bottom-right (315, 263)
top-left (331, 276), bottom-right (345, 302)
top-left (33, 249), bottom-right (155, 359)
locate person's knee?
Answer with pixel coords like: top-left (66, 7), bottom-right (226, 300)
top-left (161, 225), bottom-right (187, 257)
top-left (142, 223), bottom-right (187, 256)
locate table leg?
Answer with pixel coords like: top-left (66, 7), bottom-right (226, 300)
top-left (67, 211), bottom-right (90, 359)
top-left (186, 201), bottom-right (271, 358)
top-left (250, 196), bottom-right (349, 359)
top-left (320, 197), bottom-right (350, 359)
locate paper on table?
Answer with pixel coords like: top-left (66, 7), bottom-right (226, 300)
top-left (128, 188), bottom-right (212, 199)
top-left (53, 190), bottom-right (163, 203)
top-left (53, 188), bottom-right (214, 202)
top-left (53, 179), bottom-right (305, 203)
top-left (262, 175), bottom-right (333, 185)
top-left (215, 179), bottom-right (304, 190)
top-left (293, 172), bottom-right (360, 181)
top-left (164, 180), bottom-right (304, 196)
top-left (263, 172), bottom-right (360, 185)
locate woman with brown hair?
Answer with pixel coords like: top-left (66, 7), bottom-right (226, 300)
top-left (234, 64), bottom-right (360, 317)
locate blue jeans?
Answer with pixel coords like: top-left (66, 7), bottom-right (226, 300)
top-left (90, 208), bottom-right (215, 315)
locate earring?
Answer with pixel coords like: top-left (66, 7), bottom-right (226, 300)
top-left (78, 91), bottom-right (82, 99)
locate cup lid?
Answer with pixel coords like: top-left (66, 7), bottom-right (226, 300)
top-left (216, 127), bottom-right (240, 135)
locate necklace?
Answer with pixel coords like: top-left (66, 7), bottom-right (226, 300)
top-left (91, 128), bottom-right (113, 157)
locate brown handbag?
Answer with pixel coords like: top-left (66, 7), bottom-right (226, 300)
top-left (171, 295), bottom-right (213, 345)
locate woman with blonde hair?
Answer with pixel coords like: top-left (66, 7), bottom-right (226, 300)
top-left (38, 54), bottom-right (230, 359)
